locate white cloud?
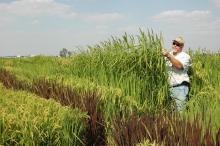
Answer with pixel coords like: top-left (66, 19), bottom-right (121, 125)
top-left (0, 0), bottom-right (125, 26)
top-left (151, 10), bottom-right (220, 51)
top-left (153, 10), bottom-right (210, 22)
top-left (84, 12), bottom-right (124, 23)
top-left (0, 16), bottom-right (14, 27)
top-left (152, 10), bottom-right (220, 32)
top-left (214, 0), bottom-right (220, 8)
top-left (31, 19), bottom-right (40, 24)
top-left (0, 0), bottom-right (77, 18)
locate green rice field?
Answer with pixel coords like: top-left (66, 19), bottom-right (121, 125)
top-left (0, 30), bottom-right (219, 146)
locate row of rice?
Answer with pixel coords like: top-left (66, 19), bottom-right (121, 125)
top-left (0, 83), bottom-right (87, 146)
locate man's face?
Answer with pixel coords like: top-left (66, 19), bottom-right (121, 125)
top-left (172, 41), bottom-right (183, 54)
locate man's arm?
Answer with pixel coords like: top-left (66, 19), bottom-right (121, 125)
top-left (162, 49), bottom-right (183, 70)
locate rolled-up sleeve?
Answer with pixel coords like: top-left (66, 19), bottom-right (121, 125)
top-left (178, 54), bottom-right (192, 71)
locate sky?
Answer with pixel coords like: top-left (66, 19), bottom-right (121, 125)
top-left (0, 0), bottom-right (220, 56)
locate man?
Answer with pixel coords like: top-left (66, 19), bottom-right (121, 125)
top-left (162, 36), bottom-right (192, 111)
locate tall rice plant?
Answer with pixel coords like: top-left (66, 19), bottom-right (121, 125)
top-left (70, 30), bottom-right (169, 115)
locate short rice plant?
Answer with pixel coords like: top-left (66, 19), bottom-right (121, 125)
top-left (0, 84), bottom-right (87, 146)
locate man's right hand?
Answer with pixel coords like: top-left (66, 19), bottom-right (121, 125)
top-left (162, 49), bottom-right (170, 57)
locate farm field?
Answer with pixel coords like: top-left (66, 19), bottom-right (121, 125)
top-left (0, 31), bottom-right (220, 145)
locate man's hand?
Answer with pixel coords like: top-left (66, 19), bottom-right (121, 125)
top-left (162, 49), bottom-right (170, 58)
top-left (162, 49), bottom-right (183, 69)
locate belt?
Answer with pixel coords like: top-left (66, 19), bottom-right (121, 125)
top-left (172, 81), bottom-right (190, 88)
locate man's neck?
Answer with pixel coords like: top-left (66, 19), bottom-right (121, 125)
top-left (172, 50), bottom-right (182, 56)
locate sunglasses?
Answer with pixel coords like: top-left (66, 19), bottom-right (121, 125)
top-left (172, 41), bottom-right (183, 47)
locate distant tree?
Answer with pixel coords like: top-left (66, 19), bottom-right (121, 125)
top-left (59, 48), bottom-right (68, 57)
